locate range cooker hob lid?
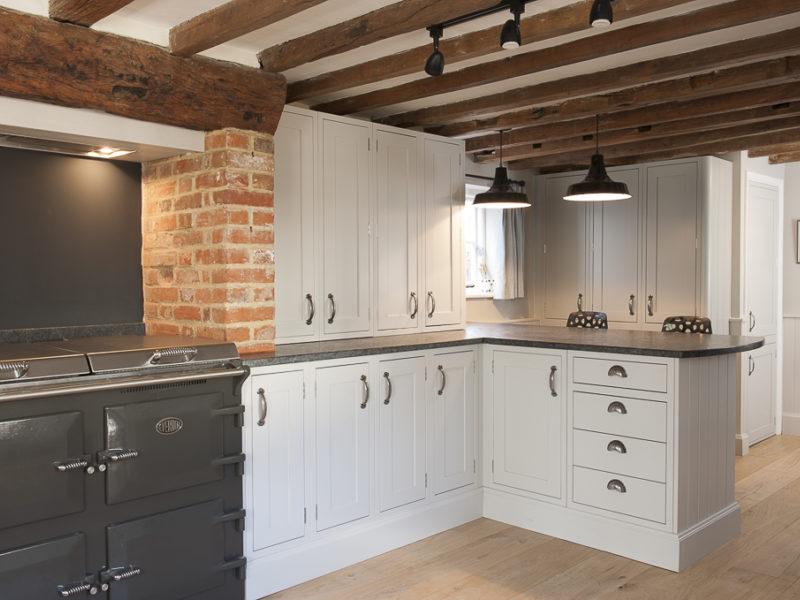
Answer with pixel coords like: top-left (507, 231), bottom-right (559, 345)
top-left (51, 335), bottom-right (240, 374)
top-left (0, 342), bottom-right (90, 383)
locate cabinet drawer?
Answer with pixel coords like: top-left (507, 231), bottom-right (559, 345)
top-left (573, 430), bottom-right (666, 483)
top-left (573, 392), bottom-right (667, 442)
top-left (573, 466), bottom-right (666, 524)
top-left (573, 357), bottom-right (668, 393)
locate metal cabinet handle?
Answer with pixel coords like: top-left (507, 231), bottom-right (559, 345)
top-left (549, 365), bottom-right (558, 397)
top-left (608, 365), bottom-right (628, 378)
top-left (427, 291), bottom-right (436, 318)
top-left (360, 374), bottom-right (369, 409)
top-left (607, 440), bottom-right (627, 454)
top-left (647, 294), bottom-right (654, 317)
top-left (58, 582), bottom-right (98, 597)
top-left (607, 401), bottom-right (628, 415)
top-left (0, 360), bottom-right (29, 380)
top-left (437, 365), bottom-right (446, 395)
top-left (305, 294), bottom-right (315, 325)
top-left (410, 292), bottom-right (418, 319)
top-left (53, 456), bottom-right (91, 473)
top-left (383, 372), bottom-right (392, 405)
top-left (257, 387), bottom-right (267, 426)
top-left (748, 355), bottom-right (755, 376)
top-left (577, 293), bottom-right (583, 311)
top-left (327, 293), bottom-right (336, 324)
top-left (628, 294), bottom-right (635, 316)
top-left (749, 311), bottom-right (756, 332)
top-left (607, 479), bottom-right (627, 493)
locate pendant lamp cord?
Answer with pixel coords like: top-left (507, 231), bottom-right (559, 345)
top-left (595, 114), bottom-right (599, 154)
top-left (499, 130), bottom-right (504, 167)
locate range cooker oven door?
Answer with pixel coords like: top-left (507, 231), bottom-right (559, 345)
top-left (103, 390), bottom-right (245, 504)
top-left (0, 411), bottom-right (86, 529)
top-left (103, 498), bottom-right (245, 600)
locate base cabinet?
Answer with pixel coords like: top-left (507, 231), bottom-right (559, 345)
top-left (743, 343), bottom-right (777, 446)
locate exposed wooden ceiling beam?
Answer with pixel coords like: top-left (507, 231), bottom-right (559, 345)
top-left (473, 101), bottom-right (800, 164)
top-left (467, 82), bottom-right (800, 154)
top-left (49, 0), bottom-right (135, 26)
top-left (379, 28), bottom-right (800, 129)
top-left (0, 7), bottom-right (286, 134)
top-left (258, 0), bottom-right (499, 73)
top-left (315, 0), bottom-right (800, 115)
top-left (748, 142), bottom-right (800, 157)
top-left (508, 118), bottom-right (800, 170)
top-left (768, 151), bottom-right (800, 163)
top-left (287, 0), bottom-right (691, 102)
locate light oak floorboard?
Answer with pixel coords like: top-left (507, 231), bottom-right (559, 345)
top-left (264, 435), bottom-right (800, 600)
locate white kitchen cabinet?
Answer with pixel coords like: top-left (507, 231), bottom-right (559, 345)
top-left (743, 343), bottom-right (777, 445)
top-left (491, 349), bottom-right (563, 499)
top-left (315, 362), bottom-right (371, 531)
top-left (249, 370), bottom-right (306, 551)
top-left (430, 349), bottom-right (475, 495)
top-left (375, 128), bottom-right (420, 332)
top-left (274, 108), bottom-right (318, 343)
top-left (423, 138), bottom-right (464, 328)
top-left (376, 355), bottom-right (427, 512)
top-left (320, 116), bottom-right (372, 337)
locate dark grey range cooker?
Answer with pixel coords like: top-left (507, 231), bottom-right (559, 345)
top-left (0, 335), bottom-right (249, 599)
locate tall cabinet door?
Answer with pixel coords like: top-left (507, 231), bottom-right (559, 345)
top-left (492, 351), bottom-right (562, 499)
top-left (275, 109), bottom-right (317, 342)
top-left (320, 117), bottom-right (372, 336)
top-left (592, 169), bottom-right (641, 323)
top-left (250, 371), bottom-right (305, 551)
top-left (645, 162), bottom-right (699, 324)
top-left (315, 363), bottom-right (371, 531)
top-left (543, 174), bottom-right (592, 321)
top-left (376, 129), bottom-right (420, 332)
top-left (430, 350), bottom-right (475, 495)
top-left (744, 344), bottom-right (776, 445)
top-left (423, 138), bottom-right (463, 327)
top-left (744, 176), bottom-right (780, 337)
top-left (377, 356), bottom-right (427, 512)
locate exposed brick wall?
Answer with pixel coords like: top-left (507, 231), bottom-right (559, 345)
top-left (141, 129), bottom-right (275, 353)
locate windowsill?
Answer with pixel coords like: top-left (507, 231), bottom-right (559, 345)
top-left (466, 292), bottom-right (494, 300)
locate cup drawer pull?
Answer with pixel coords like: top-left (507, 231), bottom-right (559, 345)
top-left (607, 479), bottom-right (627, 493)
top-left (606, 401), bottom-right (628, 414)
top-left (607, 440), bottom-right (627, 454)
top-left (608, 365), bottom-right (628, 378)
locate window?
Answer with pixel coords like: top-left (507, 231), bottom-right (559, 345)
top-left (464, 181), bottom-right (501, 298)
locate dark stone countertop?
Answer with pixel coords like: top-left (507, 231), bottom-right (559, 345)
top-left (241, 323), bottom-right (765, 367)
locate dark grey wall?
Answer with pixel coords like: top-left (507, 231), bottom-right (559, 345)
top-left (0, 146), bottom-right (143, 330)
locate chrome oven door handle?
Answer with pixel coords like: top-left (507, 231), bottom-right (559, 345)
top-left (257, 387), bottom-right (267, 426)
top-left (306, 294), bottom-right (315, 325)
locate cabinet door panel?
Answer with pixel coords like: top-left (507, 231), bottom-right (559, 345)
top-left (493, 351), bottom-right (562, 498)
top-left (744, 178), bottom-right (780, 337)
top-left (251, 371), bottom-right (305, 551)
top-left (275, 110), bottom-right (318, 342)
top-left (377, 356), bottom-right (427, 511)
top-left (645, 162), bottom-right (699, 323)
top-left (744, 345), bottom-right (776, 445)
top-left (424, 138), bottom-right (463, 327)
top-left (321, 118), bottom-right (371, 336)
top-left (431, 351), bottom-right (475, 494)
top-left (593, 169), bottom-right (641, 323)
top-left (376, 129), bottom-right (419, 332)
top-left (316, 363), bottom-right (371, 530)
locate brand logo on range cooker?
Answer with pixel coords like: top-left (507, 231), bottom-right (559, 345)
top-left (155, 417), bottom-right (184, 436)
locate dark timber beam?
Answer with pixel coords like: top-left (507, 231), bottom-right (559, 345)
top-left (258, 0), bottom-right (499, 72)
top-left (0, 7), bottom-right (286, 134)
top-left (170, 0), bottom-right (329, 57)
top-left (49, 0), bottom-right (135, 26)
top-left (768, 151), bottom-right (800, 163)
top-left (748, 142), bottom-right (800, 157)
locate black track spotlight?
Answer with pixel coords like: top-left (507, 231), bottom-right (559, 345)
top-left (590, 0), bottom-right (613, 27)
top-left (501, 0), bottom-right (524, 50)
top-left (425, 25), bottom-right (444, 77)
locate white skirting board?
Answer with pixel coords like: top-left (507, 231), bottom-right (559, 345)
top-left (246, 490), bottom-right (483, 600)
top-left (482, 488), bottom-right (740, 572)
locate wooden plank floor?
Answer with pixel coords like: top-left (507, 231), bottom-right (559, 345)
top-left (264, 435), bottom-right (800, 600)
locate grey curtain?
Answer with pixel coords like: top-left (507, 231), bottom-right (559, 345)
top-left (492, 209), bottom-right (525, 300)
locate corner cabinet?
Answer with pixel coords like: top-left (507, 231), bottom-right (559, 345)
top-left (274, 107), bottom-right (465, 344)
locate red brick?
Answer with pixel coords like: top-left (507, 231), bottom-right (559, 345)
top-left (175, 268), bottom-right (200, 284)
top-left (224, 327), bottom-right (252, 342)
top-left (195, 326), bottom-right (227, 341)
top-left (252, 210), bottom-right (274, 226)
top-left (194, 208), bottom-right (249, 227)
top-left (143, 302), bottom-right (158, 319)
top-left (253, 287), bottom-right (274, 302)
top-left (174, 193), bottom-right (203, 211)
top-left (205, 131), bottom-right (251, 152)
top-left (227, 171), bottom-right (250, 189)
top-left (156, 163), bottom-right (175, 179)
top-left (174, 305), bottom-right (202, 321)
top-left (195, 248), bottom-right (248, 265)
top-left (172, 231), bottom-right (203, 247)
top-left (144, 287), bottom-right (179, 303)
top-left (151, 181), bottom-right (177, 199)
top-left (149, 322), bottom-right (180, 336)
top-left (179, 288), bottom-right (196, 302)
top-left (142, 251), bottom-right (177, 268)
top-left (252, 248), bottom-right (274, 264)
top-left (212, 268), bottom-right (269, 284)
top-left (238, 341), bottom-right (276, 355)
top-left (253, 136), bottom-right (274, 154)
top-left (175, 156), bottom-right (206, 174)
top-left (177, 213), bottom-right (193, 229)
top-left (254, 325), bottom-right (276, 341)
top-left (196, 171), bottom-right (227, 190)
top-left (212, 306), bottom-right (273, 324)
top-left (252, 173), bottom-right (274, 191)
top-left (213, 189), bottom-right (273, 208)
top-left (178, 177), bottom-right (193, 194)
top-left (211, 228), bottom-right (272, 245)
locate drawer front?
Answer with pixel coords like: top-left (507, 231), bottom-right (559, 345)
top-left (573, 392), bottom-right (667, 442)
top-left (573, 429), bottom-right (666, 482)
top-left (573, 466), bottom-right (666, 523)
top-left (573, 357), bottom-right (668, 393)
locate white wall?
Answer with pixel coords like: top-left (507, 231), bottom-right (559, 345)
top-left (782, 162), bottom-right (800, 435)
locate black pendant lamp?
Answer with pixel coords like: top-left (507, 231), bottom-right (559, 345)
top-left (425, 25), bottom-right (445, 77)
top-left (590, 0), bottom-right (613, 27)
top-left (473, 131), bottom-right (531, 209)
top-left (563, 115), bottom-right (631, 202)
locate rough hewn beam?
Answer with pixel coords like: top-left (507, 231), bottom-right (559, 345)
top-left (748, 142), bottom-right (800, 157)
top-left (315, 0), bottom-right (800, 115)
top-left (379, 28), bottom-right (800, 129)
top-left (170, 0), bottom-right (328, 57)
top-left (0, 7), bottom-right (286, 134)
top-left (287, 0), bottom-right (691, 102)
top-left (768, 151), bottom-right (800, 163)
top-left (49, 0), bottom-right (135, 26)
top-left (257, 0), bottom-right (498, 72)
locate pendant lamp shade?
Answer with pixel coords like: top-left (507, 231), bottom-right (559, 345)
top-left (473, 130), bottom-right (531, 209)
top-left (563, 116), bottom-right (631, 202)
